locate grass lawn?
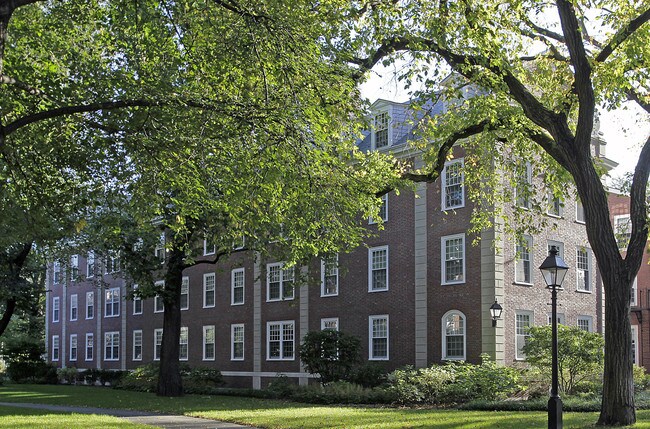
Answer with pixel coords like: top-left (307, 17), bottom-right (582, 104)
top-left (1, 384), bottom-right (649, 428)
top-left (0, 404), bottom-right (157, 429)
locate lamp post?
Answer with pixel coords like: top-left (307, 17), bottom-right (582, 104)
top-left (539, 245), bottom-right (569, 429)
top-left (489, 300), bottom-right (503, 327)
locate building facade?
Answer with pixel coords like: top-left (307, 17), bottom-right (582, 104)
top-left (45, 99), bottom-right (606, 387)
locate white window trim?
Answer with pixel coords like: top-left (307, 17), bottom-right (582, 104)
top-left (614, 214), bottom-right (632, 249)
top-left (203, 238), bottom-right (216, 256)
top-left (632, 325), bottom-right (639, 365)
top-left (85, 291), bottom-right (94, 320)
top-left (70, 255), bottom-right (79, 282)
top-left (266, 320), bottom-right (295, 361)
top-left (85, 333), bottom-right (93, 362)
top-left (441, 234), bottom-right (466, 285)
top-left (368, 315), bottom-right (389, 361)
top-left (547, 313), bottom-right (566, 326)
top-left (202, 325), bottom-right (215, 361)
top-left (104, 331), bottom-right (120, 361)
top-left (104, 287), bottom-right (120, 318)
top-left (368, 246), bottom-right (389, 292)
top-left (133, 330), bottom-right (143, 361)
top-left (515, 310), bottom-right (534, 361)
top-left (515, 162), bottom-right (533, 209)
top-left (52, 261), bottom-right (61, 285)
top-left (631, 277), bottom-right (638, 307)
top-left (86, 251), bottom-right (95, 278)
top-left (132, 284), bottom-right (143, 315)
top-left (69, 334), bottom-right (78, 361)
top-left (321, 317), bottom-right (339, 331)
top-left (369, 193), bottom-right (388, 224)
top-left (203, 273), bottom-right (216, 308)
top-left (179, 326), bottom-right (189, 361)
top-left (371, 109), bottom-right (392, 150)
top-left (51, 335), bottom-right (60, 361)
top-left (153, 328), bottom-right (163, 361)
top-left (180, 276), bottom-right (189, 311)
top-left (70, 294), bottom-right (78, 321)
top-left (514, 235), bottom-right (534, 285)
top-left (576, 247), bottom-right (592, 293)
top-left (231, 323), bottom-right (245, 361)
top-left (577, 316), bottom-right (593, 332)
top-left (546, 192), bottom-right (563, 218)
top-left (266, 263), bottom-right (294, 302)
top-left (154, 280), bottom-right (165, 313)
top-left (231, 268), bottom-right (245, 306)
top-left (321, 255), bottom-right (339, 297)
top-left (441, 158), bottom-right (465, 210)
top-left (52, 297), bottom-right (60, 323)
top-left (441, 310), bottom-right (466, 361)
top-left (575, 200), bottom-right (586, 224)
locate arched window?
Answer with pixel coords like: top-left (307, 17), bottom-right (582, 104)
top-left (442, 310), bottom-right (466, 360)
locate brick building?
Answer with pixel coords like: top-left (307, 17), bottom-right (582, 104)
top-left (45, 99), bottom-right (610, 387)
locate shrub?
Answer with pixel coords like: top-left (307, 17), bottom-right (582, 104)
top-left (290, 381), bottom-right (395, 404)
top-left (57, 367), bottom-right (78, 384)
top-left (77, 368), bottom-right (101, 385)
top-left (388, 364), bottom-right (456, 404)
top-left (350, 362), bottom-right (389, 388)
top-left (7, 360), bottom-right (58, 384)
top-left (299, 330), bottom-right (361, 384)
top-left (634, 365), bottom-right (650, 392)
top-left (444, 355), bottom-right (521, 403)
top-left (265, 375), bottom-right (297, 399)
top-left (98, 369), bottom-right (127, 386)
top-left (117, 363), bottom-right (159, 392)
top-left (116, 363), bottom-right (222, 394)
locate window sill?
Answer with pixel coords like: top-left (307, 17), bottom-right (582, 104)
top-left (104, 315), bottom-right (120, 318)
top-left (266, 358), bottom-right (295, 362)
top-left (202, 305), bottom-right (216, 309)
top-left (575, 289), bottom-right (592, 294)
top-left (442, 281), bottom-right (465, 286)
top-left (231, 302), bottom-right (245, 306)
top-left (546, 213), bottom-right (563, 219)
top-left (369, 357), bottom-right (389, 361)
top-left (320, 293), bottom-right (339, 298)
top-left (575, 220), bottom-right (586, 225)
top-left (368, 288), bottom-right (389, 293)
top-left (231, 358), bottom-right (245, 362)
top-left (513, 281), bottom-right (534, 287)
top-left (441, 205), bottom-right (465, 212)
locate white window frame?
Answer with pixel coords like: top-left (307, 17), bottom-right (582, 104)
top-left (369, 193), bottom-right (388, 224)
top-left (515, 235), bottom-right (533, 285)
top-left (266, 263), bottom-right (294, 302)
top-left (51, 335), bottom-right (60, 361)
top-left (372, 110), bottom-right (391, 150)
top-left (70, 294), bottom-right (78, 321)
top-left (368, 246), bottom-right (389, 292)
top-left (203, 325), bottom-right (215, 361)
top-left (86, 251), bottom-right (95, 278)
top-left (632, 325), bottom-right (639, 365)
top-left (547, 313), bottom-right (566, 326)
top-left (104, 331), bottom-right (120, 361)
top-left (614, 214), bottom-right (632, 249)
top-left (547, 240), bottom-right (565, 263)
top-left (515, 310), bottom-right (533, 360)
top-left (267, 320), bottom-right (295, 361)
top-left (576, 199), bottom-right (585, 223)
top-left (231, 268), bottom-right (245, 305)
top-left (70, 255), bottom-right (79, 282)
top-left (441, 158), bottom-right (465, 210)
top-left (515, 162), bottom-right (532, 209)
top-left (577, 316), bottom-right (593, 332)
top-left (442, 310), bottom-right (466, 361)
top-left (547, 192), bottom-right (563, 217)
top-left (104, 251), bottom-right (120, 274)
top-left (180, 277), bottom-right (189, 311)
top-left (203, 273), bottom-right (216, 308)
top-left (231, 324), bottom-right (245, 361)
top-left (576, 247), bottom-right (592, 292)
top-left (154, 280), bottom-right (165, 313)
top-left (153, 328), bottom-right (163, 361)
top-left (52, 261), bottom-right (61, 285)
top-left (85, 291), bottom-right (94, 319)
top-left (85, 333), bottom-right (94, 361)
top-left (69, 334), bottom-right (78, 362)
top-left (203, 238), bottom-right (216, 256)
top-left (52, 297), bottom-right (60, 323)
top-left (155, 232), bottom-right (165, 264)
top-left (179, 326), bottom-right (188, 361)
top-left (133, 330), bottom-right (143, 361)
top-left (321, 317), bottom-right (339, 331)
top-left (369, 315), bottom-right (389, 360)
top-left (132, 284), bottom-right (142, 315)
top-left (441, 234), bottom-right (465, 285)
top-left (631, 277), bottom-right (638, 307)
top-left (321, 254), bottom-right (339, 297)
top-left (104, 287), bottom-right (120, 318)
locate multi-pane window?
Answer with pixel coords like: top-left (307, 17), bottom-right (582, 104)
top-left (515, 235), bottom-right (533, 284)
top-left (104, 332), bottom-right (120, 361)
top-left (132, 284), bottom-right (142, 315)
top-left (105, 288), bottom-right (120, 317)
top-left (370, 194), bottom-right (388, 224)
top-left (70, 255), bottom-right (79, 281)
top-left (368, 246), bottom-right (388, 292)
top-left (86, 291), bottom-right (94, 319)
top-left (442, 311), bottom-right (465, 360)
top-left (321, 255), bottom-right (339, 296)
top-left (576, 248), bottom-right (591, 291)
top-left (547, 313), bottom-right (566, 325)
top-left (52, 297), bottom-right (60, 322)
top-left (53, 261), bottom-right (61, 284)
top-left (515, 311), bottom-right (533, 360)
top-left (69, 334), bottom-right (78, 361)
top-left (577, 316), bottom-right (593, 332)
top-left (51, 335), bottom-right (60, 361)
top-left (374, 111), bottom-right (389, 149)
top-left (442, 234), bottom-right (465, 284)
top-left (231, 268), bottom-right (245, 305)
top-left (576, 199), bottom-right (585, 223)
top-left (70, 294), bottom-right (78, 321)
top-left (267, 321), bottom-right (295, 360)
top-left (179, 327), bottom-right (188, 361)
top-left (203, 238), bottom-right (216, 256)
top-left (133, 330), bottom-right (143, 361)
top-left (154, 280), bottom-right (165, 313)
top-left (203, 273), bottom-right (216, 308)
top-left (104, 252), bottom-right (120, 274)
top-left (614, 214), bottom-right (632, 249)
top-left (231, 324), bottom-right (245, 361)
top-left (87, 251), bottom-right (95, 278)
top-left (632, 325), bottom-right (639, 365)
top-left (180, 277), bottom-right (189, 310)
top-left (369, 315), bottom-right (389, 360)
top-left (547, 193), bottom-right (563, 217)
top-left (155, 232), bottom-right (165, 264)
top-left (321, 318), bottom-right (339, 331)
top-left (547, 241), bottom-right (564, 260)
top-left (154, 328), bottom-right (163, 361)
top-left (442, 159), bottom-right (464, 210)
top-left (203, 325), bottom-right (215, 361)
top-left (267, 263), bottom-right (294, 301)
top-left (85, 333), bottom-right (94, 361)
top-left (515, 163), bottom-right (532, 209)
top-left (631, 277), bottom-right (638, 307)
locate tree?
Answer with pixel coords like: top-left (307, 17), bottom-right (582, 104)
top-left (523, 325), bottom-right (605, 395)
top-left (330, 1), bottom-right (649, 424)
top-left (299, 330), bottom-right (361, 384)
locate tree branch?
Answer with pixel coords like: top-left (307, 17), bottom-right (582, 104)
top-left (595, 6), bottom-right (650, 63)
top-left (625, 135), bottom-right (650, 270)
top-left (627, 89), bottom-right (650, 114)
top-left (0, 74), bottom-right (46, 96)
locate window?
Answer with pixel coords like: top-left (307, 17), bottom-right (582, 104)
top-left (369, 315), bottom-right (389, 360)
top-left (155, 232), bottom-right (165, 264)
top-left (70, 294), bottom-right (78, 321)
top-left (133, 330), bottom-right (143, 361)
top-left (267, 263), bottom-right (294, 301)
top-left (442, 234), bottom-right (465, 284)
top-left (52, 335), bottom-right (60, 361)
top-left (369, 194), bottom-right (388, 224)
top-left (203, 238), bottom-right (216, 256)
top-left (180, 277), bottom-right (189, 310)
top-left (547, 241), bottom-right (564, 261)
top-left (52, 297), bottom-right (60, 323)
top-left (231, 324), bottom-right (244, 361)
top-left (321, 318), bottom-right (339, 330)
top-left (179, 327), bottom-right (188, 361)
top-left (70, 334), bottom-right (78, 361)
top-left (203, 273), bottom-right (216, 307)
top-left (87, 251), bottom-right (95, 278)
top-left (576, 248), bottom-right (591, 292)
top-left (231, 268), bottom-right (245, 305)
top-left (104, 332), bottom-right (120, 361)
top-left (85, 333), bottom-right (93, 361)
top-left (154, 280), bottom-right (165, 313)
top-left (515, 163), bottom-right (532, 209)
top-left (154, 328), bottom-right (163, 360)
top-left (86, 291), bottom-right (94, 319)
top-left (321, 254), bottom-right (339, 296)
top-left (203, 325), bottom-right (215, 361)
top-left (632, 325), bottom-right (639, 365)
top-left (547, 193), bottom-right (563, 217)
top-left (631, 277), bottom-right (638, 307)
top-left (104, 252), bottom-right (120, 274)
top-left (132, 285), bottom-right (142, 315)
top-left (368, 246), bottom-right (389, 292)
top-left (515, 311), bottom-right (533, 360)
top-left (233, 236), bottom-right (246, 250)
top-left (442, 311), bottom-right (465, 360)
top-left (577, 316), bottom-right (593, 332)
top-left (576, 200), bottom-right (585, 223)
top-left (373, 111), bottom-right (390, 149)
top-left (105, 287), bottom-right (120, 317)
top-left (70, 255), bottom-right (79, 281)
top-left (442, 159), bottom-right (464, 210)
top-left (53, 261), bottom-right (61, 284)
top-left (515, 235), bottom-right (533, 284)
top-left (267, 321), bottom-right (295, 360)
top-left (547, 313), bottom-right (566, 325)
top-left (614, 214), bottom-right (631, 249)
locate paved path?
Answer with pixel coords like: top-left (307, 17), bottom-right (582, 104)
top-left (0, 401), bottom-right (258, 429)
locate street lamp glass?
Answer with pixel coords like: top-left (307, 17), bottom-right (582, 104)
top-left (539, 246), bottom-right (569, 288)
top-left (489, 300), bottom-right (503, 320)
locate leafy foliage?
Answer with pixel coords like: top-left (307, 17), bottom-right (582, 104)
top-left (299, 330), bottom-right (361, 384)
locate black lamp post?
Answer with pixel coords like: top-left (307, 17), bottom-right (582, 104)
top-left (539, 245), bottom-right (569, 429)
top-left (489, 300), bottom-right (503, 327)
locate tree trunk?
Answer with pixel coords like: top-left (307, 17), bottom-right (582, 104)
top-left (156, 245), bottom-right (185, 397)
top-left (0, 297), bottom-right (16, 336)
top-left (0, 242), bottom-right (33, 337)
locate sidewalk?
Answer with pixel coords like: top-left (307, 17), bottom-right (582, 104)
top-left (0, 401), bottom-right (258, 429)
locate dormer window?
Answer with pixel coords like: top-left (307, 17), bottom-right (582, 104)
top-left (373, 111), bottom-right (390, 149)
